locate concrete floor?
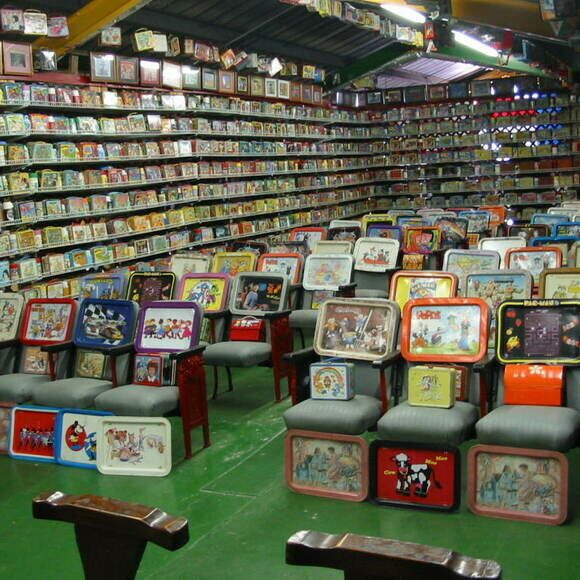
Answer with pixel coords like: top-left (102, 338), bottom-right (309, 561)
top-left (0, 365), bottom-right (578, 579)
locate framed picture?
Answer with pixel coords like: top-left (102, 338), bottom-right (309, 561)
top-left (303, 255), bottom-right (353, 291)
top-left (136, 301), bottom-right (202, 353)
top-left (312, 85), bottom-right (322, 104)
top-left (218, 69), bottom-right (236, 94)
top-left (99, 26), bottom-right (122, 47)
top-left (177, 274), bottom-right (230, 311)
top-left (314, 298), bottom-right (400, 361)
top-left (162, 60), bottom-right (182, 89)
top-left (211, 252), bottom-right (257, 276)
top-left (289, 227), bottom-right (327, 251)
top-left (478, 237), bottom-right (526, 267)
top-left (448, 81), bottom-right (469, 99)
top-left (230, 273), bottom-right (288, 315)
top-left (171, 254), bottom-right (211, 279)
top-left (366, 91), bottom-right (383, 105)
top-left (0, 402), bottom-right (15, 454)
top-left (237, 74), bottom-right (249, 94)
top-left (20, 346), bottom-right (49, 375)
top-left (74, 299), bottom-right (138, 348)
top-left (401, 298), bottom-right (489, 363)
top-left (3, 42), bottom-right (32, 76)
top-left (250, 75), bottom-right (265, 97)
top-left (290, 82), bottom-right (302, 101)
top-left (55, 409), bottom-right (112, 469)
top-left (139, 59), bottom-right (161, 86)
top-left (277, 79), bottom-right (290, 100)
top-left (465, 270), bottom-right (533, 347)
top-left (89, 52), bottom-right (116, 83)
top-left (126, 272), bottom-right (176, 304)
top-left (202, 68), bottom-right (218, 91)
top-left (97, 416), bottom-right (172, 477)
top-left (384, 89), bottom-right (403, 104)
top-left (257, 253), bottom-right (303, 284)
top-left (20, 299), bottom-right (77, 346)
top-left (264, 78), bottom-right (277, 98)
top-left (370, 441), bottom-right (460, 512)
top-left (403, 227), bottom-right (441, 254)
top-left (285, 429), bottom-right (369, 502)
top-left (9, 406), bottom-right (59, 462)
top-left (366, 225), bottom-right (402, 241)
top-left (79, 273), bottom-right (127, 300)
top-left (115, 56), bottom-right (139, 85)
top-left (353, 238), bottom-right (399, 272)
top-left (403, 85), bottom-right (426, 103)
top-left (389, 271), bottom-right (458, 312)
top-left (467, 445), bottom-right (568, 525)
top-left (505, 247), bottom-right (562, 285)
top-left (496, 299), bottom-right (579, 364)
top-left (540, 268), bottom-right (580, 299)
top-left (0, 293), bottom-right (24, 341)
top-left (442, 249), bottom-right (501, 290)
top-left (427, 84), bottom-right (448, 101)
top-left (182, 65), bottom-right (201, 89)
top-left (313, 241), bottom-right (353, 255)
top-left (470, 79), bottom-right (492, 97)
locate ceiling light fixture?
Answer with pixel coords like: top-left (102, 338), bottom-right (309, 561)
top-left (452, 30), bottom-right (499, 57)
top-left (381, 3), bottom-right (426, 24)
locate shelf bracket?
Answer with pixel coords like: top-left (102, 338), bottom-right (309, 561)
top-left (32, 0), bottom-right (155, 58)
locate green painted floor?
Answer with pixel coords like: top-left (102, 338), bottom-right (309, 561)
top-left (0, 364), bottom-right (578, 579)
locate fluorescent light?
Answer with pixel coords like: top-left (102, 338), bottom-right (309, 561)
top-left (381, 3), bottom-right (426, 24)
top-left (452, 30), bottom-right (498, 57)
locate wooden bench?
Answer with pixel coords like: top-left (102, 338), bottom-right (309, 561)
top-left (286, 530), bottom-right (502, 579)
top-left (33, 490), bottom-right (189, 580)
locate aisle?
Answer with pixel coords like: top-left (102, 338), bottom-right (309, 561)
top-left (0, 365), bottom-right (578, 579)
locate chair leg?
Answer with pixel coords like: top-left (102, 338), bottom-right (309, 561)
top-left (202, 423), bottom-right (211, 448)
top-left (226, 367), bottom-right (234, 391)
top-left (182, 417), bottom-right (192, 460)
top-left (212, 366), bottom-right (219, 400)
top-left (297, 328), bottom-right (305, 349)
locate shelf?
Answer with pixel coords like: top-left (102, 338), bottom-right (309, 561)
top-left (1, 206), bottom-right (372, 290)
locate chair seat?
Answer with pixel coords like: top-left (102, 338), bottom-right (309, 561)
top-left (0, 373), bottom-right (50, 404)
top-left (377, 401), bottom-right (478, 446)
top-left (95, 385), bottom-right (179, 416)
top-left (289, 309), bottom-right (318, 330)
top-left (31, 377), bottom-right (112, 409)
top-left (203, 341), bottom-right (271, 367)
top-left (283, 395), bottom-right (382, 435)
top-left (476, 405), bottom-right (580, 452)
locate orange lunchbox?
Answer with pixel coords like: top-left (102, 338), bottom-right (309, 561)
top-left (504, 364), bottom-right (564, 406)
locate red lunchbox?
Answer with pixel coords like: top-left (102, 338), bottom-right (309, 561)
top-left (504, 364), bottom-right (564, 406)
top-left (229, 316), bottom-right (265, 342)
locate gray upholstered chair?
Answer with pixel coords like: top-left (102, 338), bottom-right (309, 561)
top-left (352, 237), bottom-right (399, 299)
top-left (94, 301), bottom-right (209, 459)
top-left (377, 297), bottom-right (491, 447)
top-left (283, 297), bottom-right (402, 435)
top-left (0, 298), bottom-right (77, 404)
top-left (202, 272), bottom-right (293, 402)
top-left (31, 299), bottom-right (137, 409)
top-left (475, 300), bottom-right (580, 452)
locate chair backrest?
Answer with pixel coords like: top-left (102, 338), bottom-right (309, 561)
top-left (210, 251), bottom-right (257, 276)
top-left (79, 273), bottom-right (127, 300)
top-left (313, 297), bottom-right (401, 398)
top-left (126, 272), bottom-right (176, 304)
top-left (0, 293), bottom-right (24, 342)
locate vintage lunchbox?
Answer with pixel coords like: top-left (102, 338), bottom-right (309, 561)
top-left (133, 353), bottom-right (176, 387)
top-left (309, 361), bottom-right (354, 401)
top-left (503, 364), bottom-right (564, 407)
top-left (408, 365), bottom-right (456, 409)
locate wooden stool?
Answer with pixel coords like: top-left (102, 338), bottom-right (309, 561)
top-left (286, 530), bottom-right (502, 579)
top-left (33, 491), bottom-right (189, 580)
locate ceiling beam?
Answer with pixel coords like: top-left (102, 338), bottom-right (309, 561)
top-left (127, 9), bottom-right (348, 68)
top-left (32, 0), bottom-right (154, 57)
top-left (329, 42), bottom-right (413, 88)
